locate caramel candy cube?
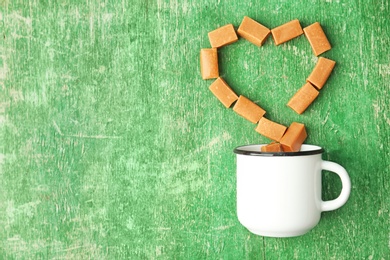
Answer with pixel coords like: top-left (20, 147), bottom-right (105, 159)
top-left (261, 142), bottom-right (283, 152)
top-left (307, 57), bottom-right (336, 90)
top-left (233, 95), bottom-right (266, 124)
top-left (200, 48), bottom-right (219, 79)
top-left (209, 77), bottom-right (239, 108)
top-left (280, 122), bottom-right (307, 152)
top-left (271, 19), bottom-right (303, 45)
top-left (255, 117), bottom-right (287, 142)
top-left (237, 16), bottom-right (271, 46)
top-left (208, 24), bottom-right (238, 48)
top-left (287, 82), bottom-right (319, 114)
top-left (303, 22), bottom-right (331, 56)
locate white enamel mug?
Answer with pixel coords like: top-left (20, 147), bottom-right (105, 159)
top-left (234, 144), bottom-right (351, 237)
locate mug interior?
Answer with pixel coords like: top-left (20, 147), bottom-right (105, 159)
top-left (234, 144), bottom-right (324, 156)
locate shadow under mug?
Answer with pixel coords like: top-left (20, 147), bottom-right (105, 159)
top-left (234, 144), bottom-right (351, 237)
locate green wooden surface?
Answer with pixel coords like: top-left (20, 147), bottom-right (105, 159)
top-left (0, 0), bottom-right (389, 259)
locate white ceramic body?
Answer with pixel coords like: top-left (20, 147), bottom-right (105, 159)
top-left (235, 144), bottom-right (351, 237)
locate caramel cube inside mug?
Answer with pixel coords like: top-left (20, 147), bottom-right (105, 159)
top-left (209, 77), bottom-right (239, 108)
top-left (280, 122), bottom-right (307, 152)
top-left (255, 117), bottom-right (287, 142)
top-left (200, 48), bottom-right (219, 79)
top-left (237, 16), bottom-right (271, 46)
top-left (261, 142), bottom-right (283, 152)
top-left (287, 82), bottom-right (319, 114)
top-left (303, 22), bottom-right (332, 56)
top-left (233, 95), bottom-right (266, 124)
top-left (208, 24), bottom-right (238, 48)
top-left (271, 19), bottom-right (303, 45)
top-left (307, 57), bottom-right (336, 90)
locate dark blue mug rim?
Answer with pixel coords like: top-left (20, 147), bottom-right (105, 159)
top-left (234, 144), bottom-right (324, 156)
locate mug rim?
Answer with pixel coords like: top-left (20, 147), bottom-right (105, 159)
top-left (233, 144), bottom-right (324, 156)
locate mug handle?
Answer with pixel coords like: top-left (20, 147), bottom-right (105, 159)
top-left (321, 161), bottom-right (351, 212)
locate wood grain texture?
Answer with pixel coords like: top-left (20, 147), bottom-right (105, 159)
top-left (0, 0), bottom-right (389, 259)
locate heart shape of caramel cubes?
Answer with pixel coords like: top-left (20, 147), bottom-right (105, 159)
top-left (200, 17), bottom-right (336, 152)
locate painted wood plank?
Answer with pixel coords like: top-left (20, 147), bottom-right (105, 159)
top-left (0, 0), bottom-right (389, 259)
